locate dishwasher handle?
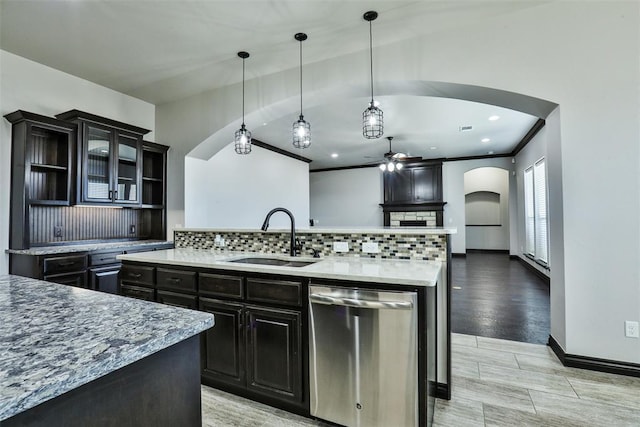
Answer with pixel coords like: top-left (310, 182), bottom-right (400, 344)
top-left (309, 293), bottom-right (414, 310)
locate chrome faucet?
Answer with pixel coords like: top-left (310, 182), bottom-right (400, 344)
top-left (261, 207), bottom-right (301, 257)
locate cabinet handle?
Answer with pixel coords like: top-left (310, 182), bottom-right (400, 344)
top-left (167, 277), bottom-right (181, 283)
top-left (108, 190), bottom-right (113, 200)
top-left (129, 273), bottom-right (142, 278)
top-left (113, 190), bottom-right (118, 200)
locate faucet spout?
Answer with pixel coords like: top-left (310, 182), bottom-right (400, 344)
top-left (260, 207), bottom-right (299, 256)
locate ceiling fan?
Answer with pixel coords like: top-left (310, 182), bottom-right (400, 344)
top-left (368, 137), bottom-right (421, 172)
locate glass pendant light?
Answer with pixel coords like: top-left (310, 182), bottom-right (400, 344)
top-left (362, 11), bottom-right (383, 139)
top-left (234, 51), bottom-right (252, 154)
top-left (292, 33), bottom-right (311, 148)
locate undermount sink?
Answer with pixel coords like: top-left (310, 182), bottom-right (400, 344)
top-left (229, 257), bottom-right (316, 267)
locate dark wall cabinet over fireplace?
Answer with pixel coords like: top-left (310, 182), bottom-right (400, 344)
top-left (381, 161), bottom-right (446, 226)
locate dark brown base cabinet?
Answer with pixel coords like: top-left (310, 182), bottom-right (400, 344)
top-left (119, 263), bottom-right (308, 415)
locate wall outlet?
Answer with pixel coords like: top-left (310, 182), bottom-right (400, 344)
top-left (625, 321), bottom-right (639, 338)
top-left (362, 242), bottom-right (379, 253)
top-left (129, 224), bottom-right (136, 234)
top-left (218, 237), bottom-right (225, 247)
top-left (53, 226), bottom-right (63, 237)
top-left (333, 241), bottom-right (349, 253)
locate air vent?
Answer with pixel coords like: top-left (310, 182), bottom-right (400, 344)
top-left (459, 125), bottom-right (473, 132)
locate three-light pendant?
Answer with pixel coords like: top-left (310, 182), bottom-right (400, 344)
top-left (235, 10), bottom-right (385, 154)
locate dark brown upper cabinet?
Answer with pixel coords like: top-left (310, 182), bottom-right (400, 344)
top-left (142, 141), bottom-right (168, 208)
top-left (4, 111), bottom-right (77, 248)
top-left (383, 162), bottom-right (443, 204)
top-left (56, 110), bottom-right (150, 206)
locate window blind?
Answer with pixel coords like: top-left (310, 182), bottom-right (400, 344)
top-left (534, 159), bottom-right (548, 263)
top-left (524, 167), bottom-right (535, 255)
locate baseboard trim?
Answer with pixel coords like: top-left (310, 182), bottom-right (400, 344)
top-left (451, 253), bottom-right (466, 258)
top-left (548, 335), bottom-right (640, 378)
top-left (466, 249), bottom-right (509, 254)
top-left (435, 382), bottom-right (450, 400)
top-left (515, 256), bottom-right (550, 285)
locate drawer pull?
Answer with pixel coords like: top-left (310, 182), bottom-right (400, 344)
top-left (57, 261), bottom-right (76, 267)
top-left (129, 273), bottom-right (142, 278)
top-left (167, 277), bottom-right (181, 283)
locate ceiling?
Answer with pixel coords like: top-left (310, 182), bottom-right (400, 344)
top-left (0, 1), bottom-right (543, 170)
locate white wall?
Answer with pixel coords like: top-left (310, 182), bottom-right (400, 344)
top-left (156, 1), bottom-right (639, 364)
top-left (516, 107), bottom-right (565, 344)
top-left (309, 168), bottom-right (383, 227)
top-left (0, 50), bottom-right (155, 275)
top-left (184, 144), bottom-right (309, 230)
top-left (443, 158), bottom-right (515, 254)
top-left (464, 167), bottom-right (510, 250)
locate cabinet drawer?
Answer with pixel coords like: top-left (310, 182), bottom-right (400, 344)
top-left (246, 277), bottom-right (302, 307)
top-left (43, 255), bottom-right (88, 275)
top-left (44, 271), bottom-right (89, 289)
top-left (157, 290), bottom-right (197, 309)
top-left (121, 284), bottom-right (155, 301)
top-left (157, 268), bottom-right (197, 293)
top-left (90, 251), bottom-right (123, 266)
top-left (120, 264), bottom-right (155, 286)
top-left (199, 273), bottom-right (243, 299)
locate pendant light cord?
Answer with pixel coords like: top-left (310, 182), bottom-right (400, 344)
top-left (242, 57), bottom-right (246, 126)
top-left (299, 39), bottom-right (303, 116)
top-left (369, 19), bottom-right (374, 104)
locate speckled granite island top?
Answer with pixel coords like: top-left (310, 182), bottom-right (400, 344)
top-left (0, 275), bottom-right (214, 421)
top-left (118, 249), bottom-right (441, 287)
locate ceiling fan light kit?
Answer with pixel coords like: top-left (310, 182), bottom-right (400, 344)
top-left (292, 32), bottom-right (311, 149)
top-left (234, 51), bottom-right (252, 155)
top-left (362, 10), bottom-right (384, 139)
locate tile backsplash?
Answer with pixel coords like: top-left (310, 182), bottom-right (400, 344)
top-left (174, 230), bottom-right (448, 261)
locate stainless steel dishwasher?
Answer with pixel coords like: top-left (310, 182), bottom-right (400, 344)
top-left (309, 284), bottom-right (418, 427)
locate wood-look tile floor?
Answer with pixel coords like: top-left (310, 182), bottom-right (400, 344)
top-left (202, 334), bottom-right (640, 426)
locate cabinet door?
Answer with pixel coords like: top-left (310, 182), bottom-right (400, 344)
top-left (245, 306), bottom-right (302, 404)
top-left (157, 290), bottom-right (197, 309)
top-left (90, 265), bottom-right (120, 294)
top-left (83, 124), bottom-right (114, 203)
top-left (385, 169), bottom-right (412, 203)
top-left (114, 130), bottom-right (141, 204)
top-left (199, 298), bottom-right (245, 387)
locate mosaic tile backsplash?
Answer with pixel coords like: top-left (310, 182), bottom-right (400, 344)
top-left (174, 230), bottom-right (448, 261)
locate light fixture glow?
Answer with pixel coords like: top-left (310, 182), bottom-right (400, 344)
top-left (396, 162), bottom-right (403, 170)
top-left (489, 115), bottom-right (500, 121)
top-left (234, 51), bottom-right (252, 155)
top-left (292, 33), bottom-right (311, 149)
top-left (387, 162), bottom-right (395, 172)
top-left (331, 153), bottom-right (339, 158)
top-left (481, 138), bottom-right (491, 143)
top-left (430, 146), bottom-right (437, 150)
top-left (362, 11), bottom-right (383, 139)
top-left (379, 163), bottom-right (386, 171)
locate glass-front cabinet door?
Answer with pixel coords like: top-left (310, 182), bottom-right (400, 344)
top-left (115, 132), bottom-right (140, 204)
top-left (82, 125), bottom-right (141, 205)
top-left (85, 125), bottom-right (113, 202)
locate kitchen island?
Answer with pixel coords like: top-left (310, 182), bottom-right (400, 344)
top-left (117, 248), bottom-right (443, 427)
top-left (0, 274), bottom-right (214, 426)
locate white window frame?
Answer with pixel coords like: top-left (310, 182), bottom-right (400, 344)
top-left (523, 158), bottom-right (549, 265)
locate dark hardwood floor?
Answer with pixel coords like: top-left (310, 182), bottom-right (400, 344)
top-left (451, 252), bottom-right (550, 344)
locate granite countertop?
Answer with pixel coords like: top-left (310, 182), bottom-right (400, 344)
top-left (175, 227), bottom-right (457, 235)
top-left (5, 240), bottom-right (173, 256)
top-left (0, 275), bottom-right (214, 421)
top-left (118, 249), bottom-right (441, 287)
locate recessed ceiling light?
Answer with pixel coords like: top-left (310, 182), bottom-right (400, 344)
top-left (488, 115), bottom-right (500, 121)
top-left (430, 146), bottom-right (437, 150)
top-left (488, 150), bottom-right (494, 154)
top-left (263, 122), bottom-right (268, 126)
top-left (331, 153), bottom-right (339, 158)
top-left (481, 138), bottom-right (491, 143)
